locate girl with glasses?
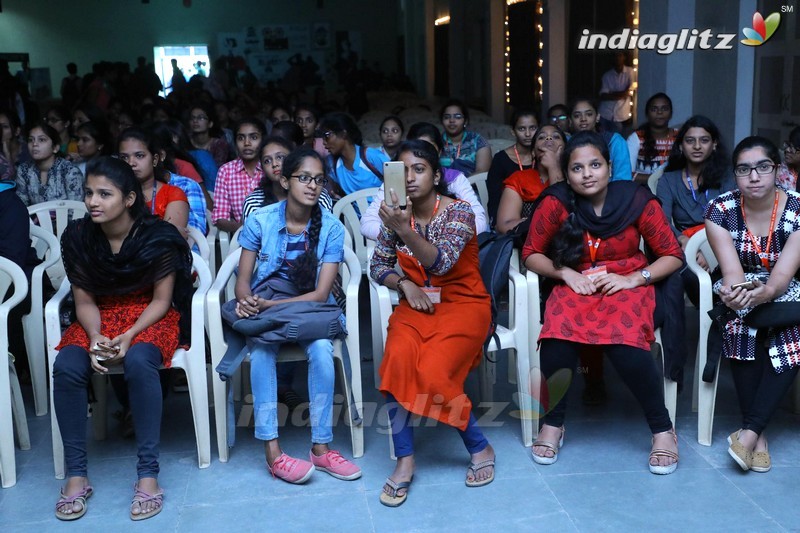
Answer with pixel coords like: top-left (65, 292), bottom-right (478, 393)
top-left (705, 136), bottom-right (800, 473)
top-left (233, 147), bottom-right (360, 484)
top-left (439, 99), bottom-right (491, 177)
top-left (319, 112), bottom-right (387, 197)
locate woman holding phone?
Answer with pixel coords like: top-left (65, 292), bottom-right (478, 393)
top-left (705, 136), bottom-right (800, 473)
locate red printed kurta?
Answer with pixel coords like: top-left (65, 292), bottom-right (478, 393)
top-left (523, 195), bottom-right (683, 350)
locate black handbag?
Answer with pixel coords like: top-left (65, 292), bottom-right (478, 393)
top-left (742, 302), bottom-right (800, 329)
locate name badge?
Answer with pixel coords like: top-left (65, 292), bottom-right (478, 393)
top-left (581, 265), bottom-right (607, 282)
top-left (421, 286), bottom-right (442, 304)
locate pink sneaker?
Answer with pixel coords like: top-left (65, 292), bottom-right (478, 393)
top-left (267, 453), bottom-right (315, 484)
top-left (310, 450), bottom-right (362, 480)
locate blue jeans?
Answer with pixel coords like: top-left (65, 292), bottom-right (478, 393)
top-left (386, 393), bottom-right (488, 457)
top-left (53, 343), bottom-right (163, 479)
top-left (249, 339), bottom-right (335, 443)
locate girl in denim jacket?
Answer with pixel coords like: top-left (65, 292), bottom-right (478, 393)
top-left (233, 147), bottom-right (361, 484)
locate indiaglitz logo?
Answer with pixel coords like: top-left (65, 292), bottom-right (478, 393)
top-left (741, 11), bottom-right (781, 46)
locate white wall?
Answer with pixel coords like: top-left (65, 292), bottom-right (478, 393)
top-left (0, 0), bottom-right (399, 94)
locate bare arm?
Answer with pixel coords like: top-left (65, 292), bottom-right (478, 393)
top-left (474, 146), bottom-right (492, 175)
top-left (496, 188), bottom-right (525, 234)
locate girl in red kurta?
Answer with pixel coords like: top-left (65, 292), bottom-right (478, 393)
top-left (370, 140), bottom-right (494, 507)
top-left (522, 131), bottom-right (684, 474)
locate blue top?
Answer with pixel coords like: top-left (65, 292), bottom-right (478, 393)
top-left (326, 144), bottom-right (387, 195)
top-left (606, 132), bottom-right (633, 182)
top-left (168, 172), bottom-right (208, 235)
top-left (238, 200), bottom-right (345, 309)
top-left (189, 149), bottom-right (219, 191)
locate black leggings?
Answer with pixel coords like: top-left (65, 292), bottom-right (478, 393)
top-left (540, 339), bottom-right (672, 434)
top-left (729, 344), bottom-right (799, 435)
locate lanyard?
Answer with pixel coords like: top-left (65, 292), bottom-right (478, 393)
top-left (513, 145), bottom-right (527, 172)
top-left (150, 181), bottom-right (157, 214)
top-left (586, 232), bottom-right (601, 267)
top-left (446, 134), bottom-right (462, 160)
top-left (741, 191), bottom-right (780, 272)
top-left (685, 171), bottom-right (708, 205)
top-left (410, 194), bottom-right (441, 286)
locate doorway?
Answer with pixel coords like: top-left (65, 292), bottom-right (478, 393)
top-left (153, 45), bottom-right (210, 96)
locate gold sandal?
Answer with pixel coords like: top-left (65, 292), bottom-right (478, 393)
top-left (649, 428), bottom-right (678, 475)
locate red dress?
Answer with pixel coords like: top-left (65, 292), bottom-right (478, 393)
top-left (522, 196), bottom-right (683, 350)
top-left (56, 288), bottom-right (181, 367)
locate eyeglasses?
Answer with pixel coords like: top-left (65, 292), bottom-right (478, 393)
top-left (322, 131), bottom-right (336, 141)
top-left (549, 115), bottom-right (568, 122)
top-left (443, 113), bottom-right (464, 120)
top-left (290, 174), bottom-right (328, 186)
top-left (190, 115), bottom-right (209, 122)
top-left (733, 162), bottom-right (777, 177)
top-left (783, 141), bottom-right (797, 154)
top-left (45, 116), bottom-right (64, 124)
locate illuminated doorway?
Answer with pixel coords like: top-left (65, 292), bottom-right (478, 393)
top-left (153, 45), bottom-right (210, 96)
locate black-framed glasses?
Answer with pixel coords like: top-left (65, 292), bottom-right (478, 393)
top-left (783, 141), bottom-right (797, 154)
top-left (549, 115), bottom-right (568, 122)
top-left (290, 174), bottom-right (328, 186)
top-left (733, 162), bottom-right (777, 177)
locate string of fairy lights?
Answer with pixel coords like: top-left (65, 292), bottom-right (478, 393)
top-left (505, 0), bottom-right (543, 105)
top-left (630, 0), bottom-right (639, 119)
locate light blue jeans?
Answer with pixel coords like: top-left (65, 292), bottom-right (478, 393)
top-left (249, 339), bottom-right (335, 443)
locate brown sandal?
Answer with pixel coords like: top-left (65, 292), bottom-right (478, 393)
top-left (649, 428), bottom-right (678, 475)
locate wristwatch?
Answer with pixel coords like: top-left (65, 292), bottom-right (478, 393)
top-left (640, 269), bottom-right (652, 286)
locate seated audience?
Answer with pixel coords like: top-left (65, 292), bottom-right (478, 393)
top-left (439, 99), bottom-right (491, 176)
top-left (15, 121), bottom-right (84, 206)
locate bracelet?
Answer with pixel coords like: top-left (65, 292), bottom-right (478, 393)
top-left (395, 275), bottom-right (410, 299)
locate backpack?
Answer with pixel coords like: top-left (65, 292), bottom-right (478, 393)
top-left (477, 231), bottom-right (514, 361)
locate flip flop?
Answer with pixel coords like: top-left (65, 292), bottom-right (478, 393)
top-left (379, 476), bottom-right (412, 507)
top-left (130, 483), bottom-right (164, 521)
top-left (465, 458), bottom-right (495, 487)
top-left (55, 485), bottom-right (93, 521)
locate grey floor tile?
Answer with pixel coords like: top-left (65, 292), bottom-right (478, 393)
top-left (544, 468), bottom-right (783, 532)
top-left (722, 466), bottom-right (800, 530)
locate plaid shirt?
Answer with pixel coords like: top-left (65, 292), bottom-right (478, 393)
top-left (168, 172), bottom-right (208, 234)
top-left (211, 158), bottom-right (262, 224)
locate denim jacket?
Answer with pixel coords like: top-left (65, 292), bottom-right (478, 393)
top-left (238, 200), bottom-right (345, 307)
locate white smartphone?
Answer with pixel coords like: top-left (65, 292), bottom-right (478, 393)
top-left (383, 161), bottom-right (407, 208)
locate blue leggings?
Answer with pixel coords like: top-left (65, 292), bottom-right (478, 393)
top-left (53, 343), bottom-right (163, 479)
top-left (386, 393), bottom-right (488, 457)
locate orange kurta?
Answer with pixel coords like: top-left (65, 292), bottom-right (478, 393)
top-left (379, 236), bottom-right (491, 430)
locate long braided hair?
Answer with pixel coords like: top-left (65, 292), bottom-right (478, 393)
top-left (282, 146), bottom-right (326, 293)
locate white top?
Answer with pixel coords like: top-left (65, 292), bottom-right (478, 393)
top-left (598, 66), bottom-right (634, 123)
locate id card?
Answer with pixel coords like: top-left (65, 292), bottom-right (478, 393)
top-left (421, 286), bottom-right (442, 304)
top-left (581, 265), bottom-right (607, 282)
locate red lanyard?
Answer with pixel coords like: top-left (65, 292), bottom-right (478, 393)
top-left (741, 191), bottom-right (779, 272)
top-left (410, 194), bottom-right (441, 230)
top-left (586, 232), bottom-right (601, 267)
top-left (513, 145), bottom-right (525, 171)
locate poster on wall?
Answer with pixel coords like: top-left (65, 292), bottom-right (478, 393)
top-left (249, 51), bottom-right (326, 87)
top-left (312, 23), bottom-right (331, 50)
top-left (217, 32), bottom-right (244, 58)
top-left (260, 25), bottom-right (311, 52)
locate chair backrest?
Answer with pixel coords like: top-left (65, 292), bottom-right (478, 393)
top-left (467, 172), bottom-right (490, 214)
top-left (647, 165), bottom-right (666, 195)
top-left (29, 224), bottom-right (64, 288)
top-left (0, 257), bottom-right (28, 312)
top-left (333, 187), bottom-right (380, 275)
top-left (488, 138), bottom-right (510, 155)
top-left (187, 226), bottom-right (211, 263)
top-left (685, 228), bottom-right (718, 274)
top-left (27, 200), bottom-right (88, 242)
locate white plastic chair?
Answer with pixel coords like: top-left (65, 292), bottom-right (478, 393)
top-left (332, 188), bottom-right (384, 368)
top-left (370, 266), bottom-right (533, 453)
top-left (187, 225), bottom-right (212, 265)
top-left (646, 165), bottom-right (666, 195)
top-left (27, 200), bottom-right (88, 288)
top-left (206, 209), bottom-right (232, 275)
top-left (685, 228), bottom-right (722, 445)
top-left (207, 247), bottom-right (364, 461)
top-left (467, 172), bottom-right (490, 214)
top-left (21, 225), bottom-right (62, 416)
top-left (0, 257), bottom-right (32, 488)
top-left (46, 252), bottom-right (213, 478)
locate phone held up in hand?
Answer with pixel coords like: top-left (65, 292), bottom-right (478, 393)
top-left (730, 281), bottom-right (755, 291)
top-left (383, 161), bottom-right (406, 208)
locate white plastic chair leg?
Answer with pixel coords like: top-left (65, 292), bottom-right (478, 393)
top-left (9, 362), bottom-right (30, 451)
top-left (0, 356), bottom-right (16, 487)
top-left (181, 358), bottom-right (212, 469)
top-left (22, 316), bottom-right (48, 416)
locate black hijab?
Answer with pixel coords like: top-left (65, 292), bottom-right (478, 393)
top-left (61, 215), bottom-right (193, 344)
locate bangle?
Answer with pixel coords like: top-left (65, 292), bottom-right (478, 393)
top-left (395, 275), bottom-right (410, 298)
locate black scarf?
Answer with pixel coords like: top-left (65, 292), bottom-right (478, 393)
top-left (536, 181), bottom-right (656, 239)
top-left (61, 215), bottom-right (193, 344)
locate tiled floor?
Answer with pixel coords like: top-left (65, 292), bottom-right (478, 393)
top-left (3, 307), bottom-right (800, 532)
